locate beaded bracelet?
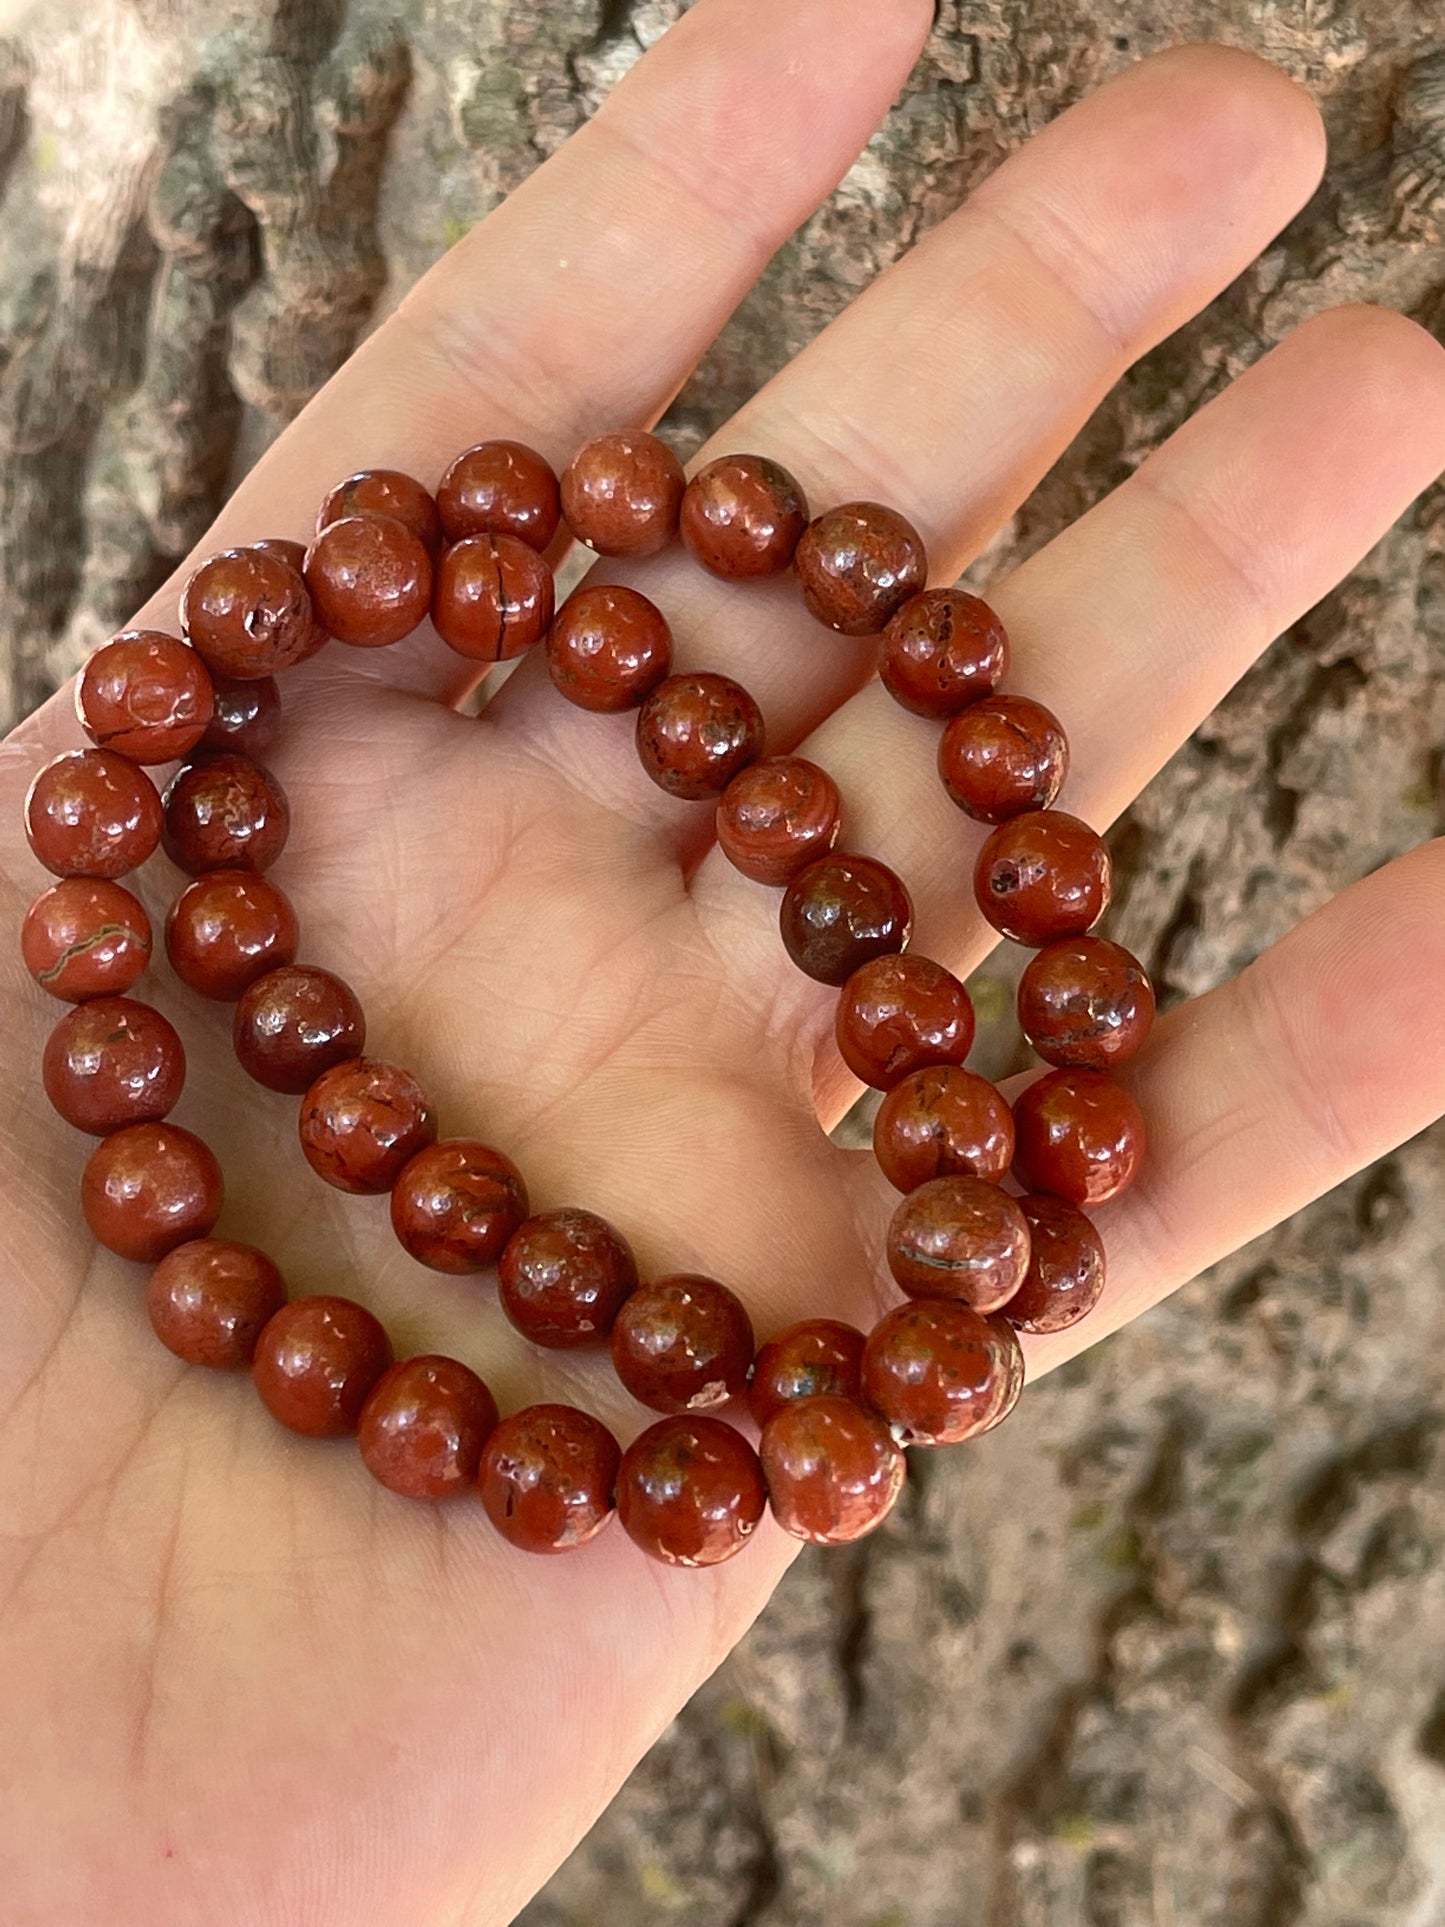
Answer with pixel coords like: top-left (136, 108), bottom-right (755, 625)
top-left (17, 429), bottom-right (1152, 1569)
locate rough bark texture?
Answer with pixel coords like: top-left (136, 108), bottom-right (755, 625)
top-left (6, 2), bottom-right (1445, 1921)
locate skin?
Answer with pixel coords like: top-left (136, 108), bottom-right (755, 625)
top-left (2, 2), bottom-right (1445, 1920)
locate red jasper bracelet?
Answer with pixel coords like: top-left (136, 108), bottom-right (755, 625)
top-left (18, 428), bottom-right (1153, 1569)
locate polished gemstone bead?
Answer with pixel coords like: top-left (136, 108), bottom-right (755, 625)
top-left (760, 1394), bottom-right (906, 1544)
top-left (748, 1319), bottom-right (866, 1429)
top-left (43, 996), bottom-right (185, 1135)
top-left (21, 877), bottom-right (152, 1002)
top-left (715, 755), bottom-right (841, 885)
top-left (25, 750), bottom-right (163, 879)
top-left (872, 1064), bottom-right (1015, 1192)
top-left (303, 514), bottom-right (433, 648)
top-left (886, 1174), bottom-right (1031, 1312)
top-left (835, 952), bottom-right (974, 1091)
top-left (794, 501), bottom-right (927, 636)
top-left (81, 1121), bottom-right (223, 1262)
top-left (147, 1237), bottom-right (287, 1368)
top-left (974, 810), bottom-right (1111, 947)
top-left (478, 1403), bottom-right (621, 1554)
top-left (1018, 935), bottom-right (1156, 1069)
top-left (232, 964), bottom-right (365, 1094)
top-left (1006, 1195), bottom-right (1107, 1334)
top-left (199, 675), bottom-right (281, 761)
top-left (162, 752), bottom-right (289, 875)
top-left (251, 538), bottom-right (309, 575)
top-left (436, 440), bottom-right (560, 551)
top-left (298, 1057), bottom-right (437, 1194)
top-left (166, 870), bottom-right (299, 1001)
top-left (610, 1273), bottom-right (755, 1414)
top-left (390, 1139), bottom-right (529, 1273)
top-left (1011, 1067), bottom-right (1145, 1207)
top-left (75, 631), bottom-right (214, 765)
top-left (544, 584), bottom-right (672, 711)
top-left (560, 430), bottom-right (685, 557)
top-left (862, 1299), bottom-right (1024, 1445)
top-left (779, 851), bottom-right (912, 986)
top-left (432, 532), bottom-right (555, 660)
top-left (498, 1207), bottom-right (638, 1348)
top-left (939, 694), bottom-right (1069, 822)
top-left (616, 1414), bottom-right (765, 1566)
top-left (679, 453), bottom-right (809, 578)
top-left (879, 589), bottom-right (1008, 718)
top-left (358, 1354), bottom-right (499, 1500)
top-left (180, 546), bottom-right (320, 678)
top-left (317, 468), bottom-right (442, 557)
top-left (636, 672), bottom-right (764, 800)
top-left (252, 1294), bottom-right (393, 1437)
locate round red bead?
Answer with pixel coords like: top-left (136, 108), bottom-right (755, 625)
top-left (303, 514), bottom-right (433, 648)
top-left (498, 1207), bottom-right (638, 1348)
top-left (42, 996), bottom-right (185, 1135)
top-left (317, 469), bottom-right (442, 557)
top-left (21, 877), bottom-right (152, 1002)
top-left (610, 1273), bottom-right (755, 1414)
top-left (872, 1064), bottom-right (1016, 1192)
top-left (389, 1139), bottom-right (529, 1274)
top-left (252, 1294), bottom-right (393, 1437)
top-left (432, 532), bottom-right (555, 661)
top-left (715, 755), bottom-right (841, 886)
top-left (879, 589), bottom-right (1008, 718)
top-left (147, 1238), bottom-right (287, 1368)
top-left (180, 546), bottom-right (319, 678)
top-left (616, 1414), bottom-right (765, 1566)
top-left (885, 1175), bottom-right (1031, 1312)
top-left (1011, 1067), bottom-right (1145, 1207)
top-left (544, 584), bottom-right (672, 712)
top-left (162, 753), bottom-right (289, 875)
top-left (251, 539), bottom-right (309, 576)
top-left (436, 440), bottom-right (560, 551)
top-left (939, 694), bottom-right (1069, 823)
top-left (779, 852), bottom-right (912, 986)
top-left (1006, 1196), bottom-right (1107, 1335)
top-left (199, 675), bottom-right (281, 761)
top-left (358, 1355), bottom-right (499, 1499)
top-left (478, 1403), bottom-right (621, 1554)
top-left (81, 1122), bottom-right (223, 1263)
top-left (75, 631), bottom-right (214, 765)
top-left (636, 672), bottom-right (764, 800)
top-left (25, 750), bottom-right (162, 879)
top-left (794, 502), bottom-right (927, 636)
top-left (561, 431), bottom-right (685, 557)
top-left (974, 810), bottom-right (1112, 947)
top-left (748, 1319), bottom-right (866, 1429)
top-left (679, 453), bottom-right (809, 579)
top-left (862, 1300), bottom-right (1024, 1446)
top-left (298, 1058), bottom-right (437, 1195)
top-left (232, 964), bottom-right (366, 1094)
top-left (760, 1395), bottom-right (906, 1545)
top-left (835, 952), bottom-right (974, 1091)
top-left (1018, 935), bottom-right (1156, 1070)
top-left (165, 870), bottom-right (299, 1001)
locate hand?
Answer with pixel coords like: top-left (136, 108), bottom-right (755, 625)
top-left (3, 3), bottom-right (1444, 1921)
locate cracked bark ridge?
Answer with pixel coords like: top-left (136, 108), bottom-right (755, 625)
top-left (5, 2), bottom-right (1445, 1922)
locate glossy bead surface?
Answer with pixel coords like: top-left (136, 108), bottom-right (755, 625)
top-left (200, 675), bottom-right (281, 761)
top-left (886, 1174), bottom-right (1031, 1312)
top-left (21, 877), bottom-right (152, 1002)
top-left (232, 964), bottom-right (366, 1094)
top-left (1018, 935), bottom-right (1156, 1070)
top-left (478, 1403), bottom-right (621, 1554)
top-left (761, 1395), bottom-right (906, 1545)
top-left (303, 514), bottom-right (433, 648)
top-left (748, 1319), bottom-right (866, 1429)
top-left (147, 1238), bottom-right (287, 1368)
top-left (715, 755), bottom-right (841, 886)
top-left (545, 584), bottom-right (671, 711)
top-left (636, 672), bottom-right (764, 800)
top-left (872, 1064), bottom-right (1015, 1192)
top-left (390, 1139), bottom-right (529, 1274)
top-left (180, 546), bottom-right (319, 678)
top-left (835, 953), bottom-right (974, 1091)
top-left (81, 1122), bottom-right (223, 1263)
top-left (939, 695), bottom-right (1069, 822)
top-left (75, 631), bottom-right (214, 765)
top-left (679, 453), bottom-right (809, 578)
top-left (1011, 1067), bottom-right (1145, 1207)
top-left (560, 430), bottom-right (685, 557)
top-left (436, 440), bottom-right (560, 551)
top-left (358, 1355), bottom-right (499, 1499)
top-left (498, 1207), bottom-right (638, 1348)
top-left (880, 589), bottom-right (1008, 718)
top-left (794, 501), bottom-right (927, 636)
top-left (974, 811), bottom-right (1112, 947)
top-left (616, 1414), bottom-right (765, 1567)
top-left (251, 539), bottom-right (309, 575)
top-left (317, 469), bottom-right (442, 556)
top-left (25, 750), bottom-right (162, 879)
top-left (862, 1300), bottom-right (1024, 1446)
top-left (432, 532), bottom-right (555, 661)
top-left (1006, 1195), bottom-right (1107, 1334)
top-left (162, 753), bottom-right (289, 875)
top-left (43, 996), bottom-right (185, 1135)
top-left (252, 1294), bottom-right (393, 1437)
top-left (779, 851), bottom-right (912, 986)
top-left (298, 1057), bottom-right (437, 1194)
top-left (610, 1273), bottom-right (755, 1414)
top-left (166, 870), bottom-right (299, 1001)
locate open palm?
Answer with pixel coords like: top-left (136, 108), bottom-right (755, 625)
top-left (4, 3), bottom-right (1445, 1922)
